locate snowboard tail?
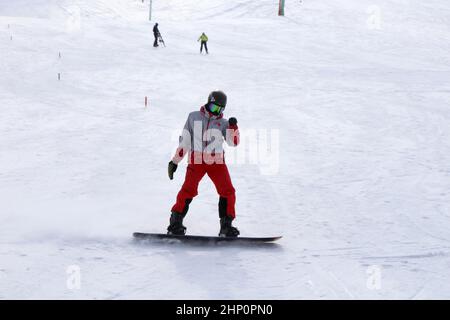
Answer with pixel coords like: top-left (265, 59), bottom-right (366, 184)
top-left (133, 232), bottom-right (282, 243)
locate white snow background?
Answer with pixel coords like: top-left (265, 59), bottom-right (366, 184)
top-left (1, 0), bottom-right (450, 299)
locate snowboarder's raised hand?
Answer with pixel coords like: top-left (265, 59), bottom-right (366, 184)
top-left (226, 117), bottom-right (240, 146)
top-left (168, 161), bottom-right (178, 180)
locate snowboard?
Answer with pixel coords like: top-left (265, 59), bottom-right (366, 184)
top-left (133, 232), bottom-right (282, 243)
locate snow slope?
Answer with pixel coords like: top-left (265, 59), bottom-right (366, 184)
top-left (1, 0), bottom-right (450, 299)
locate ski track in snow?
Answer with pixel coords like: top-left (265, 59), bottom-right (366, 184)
top-left (1, 0), bottom-right (450, 299)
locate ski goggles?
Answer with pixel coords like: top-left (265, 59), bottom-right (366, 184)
top-left (208, 103), bottom-right (224, 115)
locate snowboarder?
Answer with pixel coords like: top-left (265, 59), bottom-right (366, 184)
top-left (167, 91), bottom-right (240, 237)
top-left (153, 23), bottom-right (160, 47)
top-left (198, 32), bottom-right (208, 54)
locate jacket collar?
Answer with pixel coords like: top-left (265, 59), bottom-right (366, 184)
top-left (200, 105), bottom-right (223, 120)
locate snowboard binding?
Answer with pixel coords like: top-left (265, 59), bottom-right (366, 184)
top-left (219, 216), bottom-right (240, 237)
top-left (167, 212), bottom-right (187, 235)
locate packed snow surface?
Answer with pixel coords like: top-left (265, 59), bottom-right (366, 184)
top-left (1, 0), bottom-right (450, 299)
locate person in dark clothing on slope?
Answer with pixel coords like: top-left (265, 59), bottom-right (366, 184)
top-left (153, 23), bottom-right (160, 47)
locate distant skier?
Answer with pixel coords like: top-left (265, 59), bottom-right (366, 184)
top-left (198, 32), bottom-right (208, 54)
top-left (153, 23), bottom-right (160, 47)
top-left (167, 91), bottom-right (240, 237)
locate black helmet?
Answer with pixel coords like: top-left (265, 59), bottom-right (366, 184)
top-left (207, 90), bottom-right (227, 107)
top-left (206, 91), bottom-right (227, 115)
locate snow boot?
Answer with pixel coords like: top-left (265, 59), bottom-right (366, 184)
top-left (218, 197), bottom-right (239, 237)
top-left (167, 211), bottom-right (187, 235)
top-left (219, 216), bottom-right (240, 237)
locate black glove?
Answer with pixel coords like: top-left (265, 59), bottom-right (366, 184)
top-left (168, 161), bottom-right (178, 180)
top-left (228, 117), bottom-right (237, 126)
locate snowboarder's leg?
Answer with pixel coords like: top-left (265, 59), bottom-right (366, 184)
top-left (207, 164), bottom-right (236, 218)
top-left (168, 164), bottom-right (206, 235)
top-left (200, 42), bottom-right (204, 53)
top-left (171, 164), bottom-right (206, 214)
top-left (204, 42), bottom-right (208, 54)
top-left (153, 34), bottom-right (159, 47)
top-left (207, 164), bottom-right (239, 237)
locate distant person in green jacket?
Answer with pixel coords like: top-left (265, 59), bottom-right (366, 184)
top-left (198, 32), bottom-right (208, 54)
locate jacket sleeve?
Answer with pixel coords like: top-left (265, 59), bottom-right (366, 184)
top-left (172, 116), bottom-right (192, 164)
top-left (223, 121), bottom-right (240, 147)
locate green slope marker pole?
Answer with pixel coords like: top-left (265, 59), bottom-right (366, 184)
top-left (149, 0), bottom-right (152, 21)
top-left (278, 0), bottom-right (285, 16)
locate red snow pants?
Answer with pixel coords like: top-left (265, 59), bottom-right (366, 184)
top-left (171, 162), bottom-right (236, 218)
